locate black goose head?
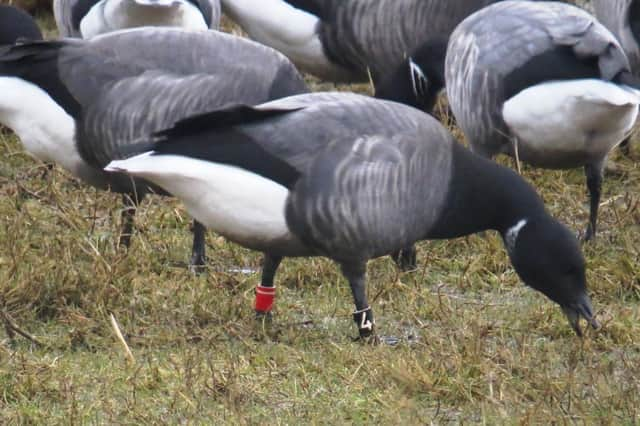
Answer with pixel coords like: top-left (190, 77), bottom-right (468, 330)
top-left (0, 5), bottom-right (42, 45)
top-left (374, 37), bottom-right (448, 114)
top-left (503, 215), bottom-right (599, 336)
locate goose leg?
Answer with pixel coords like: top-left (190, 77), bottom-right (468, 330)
top-left (584, 161), bottom-right (604, 241)
top-left (119, 194), bottom-right (137, 248)
top-left (255, 254), bottom-right (282, 319)
top-left (619, 136), bottom-right (631, 157)
top-left (391, 245), bottom-right (417, 271)
top-left (189, 220), bottom-right (207, 273)
top-left (340, 261), bottom-right (375, 338)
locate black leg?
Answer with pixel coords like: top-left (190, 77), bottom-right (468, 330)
top-left (261, 254), bottom-right (282, 288)
top-left (340, 261), bottom-right (375, 338)
top-left (255, 254), bottom-right (283, 318)
top-left (584, 161), bottom-right (604, 241)
top-left (189, 220), bottom-right (207, 273)
top-left (119, 194), bottom-right (137, 248)
top-left (619, 136), bottom-right (631, 157)
top-left (391, 245), bottom-right (417, 271)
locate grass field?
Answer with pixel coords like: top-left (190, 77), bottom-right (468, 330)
top-left (1, 12), bottom-right (640, 424)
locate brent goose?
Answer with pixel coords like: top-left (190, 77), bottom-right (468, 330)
top-left (0, 27), bottom-right (308, 268)
top-left (54, 0), bottom-right (221, 37)
top-left (446, 1), bottom-right (640, 241)
top-left (220, 0), bottom-right (499, 110)
top-left (106, 92), bottom-right (599, 337)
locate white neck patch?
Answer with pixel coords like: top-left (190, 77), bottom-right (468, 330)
top-left (409, 57), bottom-right (428, 99)
top-left (505, 219), bottom-right (527, 252)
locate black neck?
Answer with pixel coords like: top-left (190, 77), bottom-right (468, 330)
top-left (426, 142), bottom-right (547, 239)
top-left (374, 37), bottom-right (447, 114)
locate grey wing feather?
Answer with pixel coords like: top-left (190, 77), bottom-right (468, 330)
top-left (594, 0), bottom-right (640, 73)
top-left (594, 0), bottom-right (632, 36)
top-left (249, 95), bottom-right (423, 172)
top-left (451, 2), bottom-right (624, 80)
top-left (78, 62), bottom-right (304, 166)
top-left (285, 127), bottom-right (453, 261)
top-left (78, 71), bottom-right (257, 166)
top-left (54, 28), bottom-right (306, 163)
top-left (54, 0), bottom-right (81, 37)
top-left (86, 28), bottom-right (304, 82)
top-left (56, 28), bottom-right (306, 108)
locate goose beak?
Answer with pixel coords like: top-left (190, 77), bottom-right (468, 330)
top-left (561, 293), bottom-right (600, 337)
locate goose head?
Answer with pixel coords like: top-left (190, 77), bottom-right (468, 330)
top-left (503, 216), bottom-right (600, 336)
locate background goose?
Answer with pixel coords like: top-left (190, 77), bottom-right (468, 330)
top-left (220, 0), bottom-right (498, 111)
top-left (594, 0), bottom-right (639, 154)
top-left (107, 92), bottom-right (599, 338)
top-left (0, 27), bottom-right (308, 268)
top-left (446, 1), bottom-right (640, 241)
top-left (0, 5), bottom-right (43, 44)
top-left (594, 0), bottom-right (640, 73)
top-left (54, 0), bottom-right (221, 38)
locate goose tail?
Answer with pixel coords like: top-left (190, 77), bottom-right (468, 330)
top-left (105, 151), bottom-right (157, 175)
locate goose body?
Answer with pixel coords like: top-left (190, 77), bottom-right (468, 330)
top-left (107, 92), bottom-right (598, 337)
top-left (54, 0), bottom-right (221, 37)
top-left (502, 79), bottom-right (639, 167)
top-left (0, 28), bottom-right (308, 265)
top-left (0, 5), bottom-right (42, 44)
top-left (446, 1), bottom-right (639, 240)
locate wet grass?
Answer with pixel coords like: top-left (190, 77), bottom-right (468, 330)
top-left (1, 12), bottom-right (640, 424)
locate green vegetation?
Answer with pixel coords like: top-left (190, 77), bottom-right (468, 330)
top-left (0, 15), bottom-right (639, 424)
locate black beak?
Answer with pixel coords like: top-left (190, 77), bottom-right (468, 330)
top-left (561, 293), bottom-right (600, 337)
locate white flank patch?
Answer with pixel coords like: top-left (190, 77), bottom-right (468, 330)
top-left (0, 77), bottom-right (87, 175)
top-left (505, 218), bottom-right (527, 253)
top-left (502, 79), bottom-right (640, 159)
top-left (106, 153), bottom-right (293, 249)
top-left (220, 0), bottom-right (338, 78)
top-left (80, 0), bottom-right (207, 38)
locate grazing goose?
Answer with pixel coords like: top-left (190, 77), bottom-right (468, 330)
top-left (220, 0), bottom-right (498, 109)
top-left (0, 5), bottom-right (43, 44)
top-left (0, 27), bottom-right (308, 267)
top-left (54, 0), bottom-right (221, 38)
top-left (446, 1), bottom-right (640, 241)
top-left (106, 92), bottom-right (599, 338)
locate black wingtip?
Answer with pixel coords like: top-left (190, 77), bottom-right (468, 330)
top-left (0, 39), bottom-right (68, 62)
top-left (146, 103), bottom-right (304, 190)
top-left (153, 103), bottom-right (303, 143)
